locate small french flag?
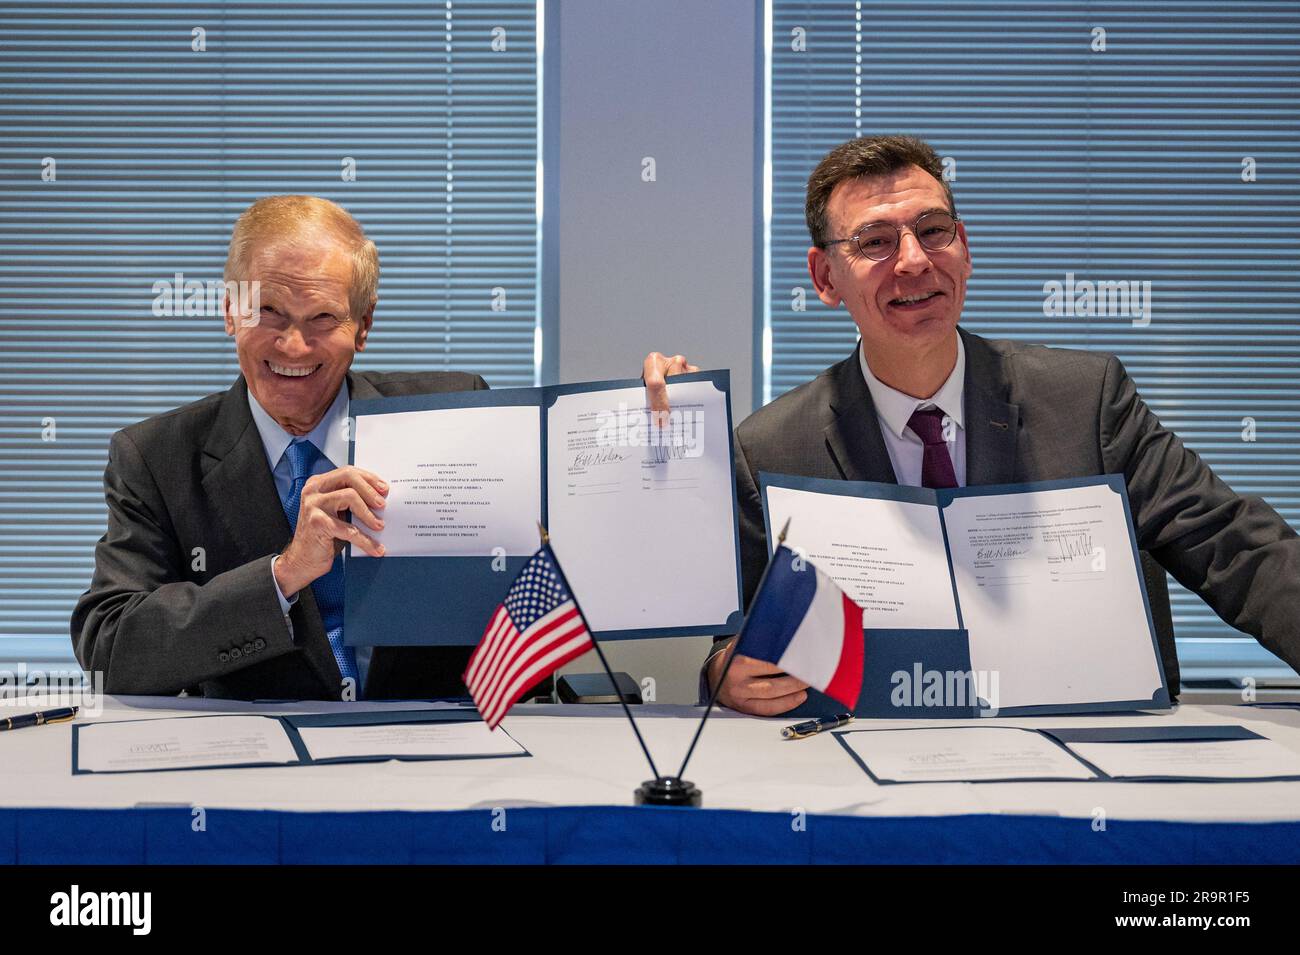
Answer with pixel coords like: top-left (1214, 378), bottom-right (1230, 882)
top-left (735, 544), bottom-right (864, 710)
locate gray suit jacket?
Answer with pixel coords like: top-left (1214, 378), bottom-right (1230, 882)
top-left (72, 369), bottom-right (489, 701)
top-left (730, 327), bottom-right (1300, 691)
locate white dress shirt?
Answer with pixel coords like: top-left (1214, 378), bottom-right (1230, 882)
top-left (700, 338), bottom-right (973, 701)
top-left (858, 334), bottom-right (967, 488)
top-left (248, 382), bottom-right (372, 692)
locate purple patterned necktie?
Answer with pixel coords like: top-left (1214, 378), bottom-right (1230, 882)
top-left (907, 408), bottom-right (958, 489)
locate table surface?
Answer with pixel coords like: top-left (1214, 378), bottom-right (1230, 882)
top-left (4, 694), bottom-right (1300, 824)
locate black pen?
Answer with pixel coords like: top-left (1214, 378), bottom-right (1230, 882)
top-left (1, 706), bottom-right (78, 731)
top-left (781, 712), bottom-right (853, 739)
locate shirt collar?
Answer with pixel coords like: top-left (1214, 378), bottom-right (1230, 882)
top-left (858, 333), bottom-right (966, 439)
top-left (246, 379), bottom-right (351, 471)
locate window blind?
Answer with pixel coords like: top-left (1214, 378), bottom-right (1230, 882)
top-left (767, 0), bottom-right (1300, 681)
top-left (0, 1), bottom-right (540, 664)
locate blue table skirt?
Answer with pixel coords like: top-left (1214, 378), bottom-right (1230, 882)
top-left (4, 807), bottom-right (1300, 864)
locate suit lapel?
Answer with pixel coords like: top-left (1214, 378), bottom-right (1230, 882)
top-left (824, 346), bottom-right (898, 484)
top-left (347, 370), bottom-right (380, 401)
top-left (824, 332), bottom-right (1021, 488)
top-left (200, 377), bottom-right (293, 562)
top-left (959, 327), bottom-right (1021, 487)
top-left (342, 371), bottom-right (379, 466)
top-left (199, 376), bottom-right (342, 694)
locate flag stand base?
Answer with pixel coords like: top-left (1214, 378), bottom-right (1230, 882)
top-left (635, 776), bottom-right (702, 807)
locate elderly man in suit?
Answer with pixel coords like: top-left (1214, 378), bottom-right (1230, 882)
top-left (73, 195), bottom-right (694, 701)
top-left (645, 134), bottom-right (1300, 717)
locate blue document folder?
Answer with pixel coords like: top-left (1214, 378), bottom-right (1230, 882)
top-left (834, 723), bottom-right (1300, 784)
top-left (760, 473), bottom-right (1171, 718)
top-left (787, 627), bottom-right (980, 719)
top-left (71, 709), bottom-right (527, 775)
top-left (345, 372), bottom-right (743, 646)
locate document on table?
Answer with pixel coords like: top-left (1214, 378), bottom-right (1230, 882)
top-left (836, 727), bottom-right (1099, 784)
top-left (760, 474), bottom-right (1168, 713)
top-left (347, 372), bottom-right (743, 644)
top-left (295, 720), bottom-right (525, 762)
top-left (74, 715), bottom-right (299, 774)
top-left (73, 712), bottom-right (529, 774)
top-left (1064, 738), bottom-right (1300, 780)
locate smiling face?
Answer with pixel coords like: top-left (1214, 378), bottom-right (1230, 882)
top-left (807, 164), bottom-right (971, 359)
top-left (223, 230), bottom-right (372, 435)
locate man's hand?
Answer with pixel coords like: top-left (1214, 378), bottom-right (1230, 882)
top-left (643, 351), bottom-right (699, 425)
top-left (274, 466), bottom-right (388, 598)
top-left (707, 637), bottom-right (809, 716)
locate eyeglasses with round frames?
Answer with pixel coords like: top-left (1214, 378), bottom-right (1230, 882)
top-left (824, 210), bottom-right (961, 261)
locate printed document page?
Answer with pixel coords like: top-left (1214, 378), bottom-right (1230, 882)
top-left (942, 482), bottom-right (1164, 710)
top-left (763, 485), bottom-right (960, 629)
top-left (76, 716), bottom-right (299, 773)
top-left (838, 726), bottom-right (1098, 783)
top-left (350, 404), bottom-right (542, 558)
top-left (546, 379), bottom-right (739, 632)
top-left (295, 720), bottom-right (525, 761)
top-left (1065, 738), bottom-right (1300, 780)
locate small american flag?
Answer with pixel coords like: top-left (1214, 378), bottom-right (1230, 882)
top-left (463, 544), bottom-right (594, 729)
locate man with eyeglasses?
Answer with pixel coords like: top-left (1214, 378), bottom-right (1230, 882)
top-left (644, 133), bottom-right (1300, 716)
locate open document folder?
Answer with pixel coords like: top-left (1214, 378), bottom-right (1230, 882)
top-left (761, 474), bottom-right (1171, 716)
top-left (345, 372), bottom-right (743, 646)
top-left (834, 724), bottom-right (1300, 785)
top-left (72, 710), bottom-right (526, 775)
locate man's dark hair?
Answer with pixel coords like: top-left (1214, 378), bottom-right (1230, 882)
top-left (805, 134), bottom-right (956, 248)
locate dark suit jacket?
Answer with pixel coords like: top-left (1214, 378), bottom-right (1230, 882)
top-left (72, 370), bottom-right (489, 701)
top-left (729, 327), bottom-right (1300, 691)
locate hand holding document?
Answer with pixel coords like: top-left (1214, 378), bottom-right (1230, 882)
top-left (761, 474), bottom-right (1169, 714)
top-left (346, 373), bottom-right (743, 646)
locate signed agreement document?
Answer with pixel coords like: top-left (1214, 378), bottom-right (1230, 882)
top-left (943, 481), bottom-right (1165, 710)
top-left (73, 713), bottom-right (527, 773)
top-left (760, 474), bottom-right (1167, 713)
top-left (837, 726), bottom-right (1098, 784)
top-left (75, 715), bottom-right (300, 774)
top-left (1062, 737), bottom-right (1300, 780)
top-left (546, 379), bottom-right (739, 633)
top-left (348, 373), bottom-right (742, 642)
top-left (295, 720), bottom-right (525, 762)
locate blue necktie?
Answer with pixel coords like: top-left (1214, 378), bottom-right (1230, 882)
top-left (282, 439), bottom-right (360, 694)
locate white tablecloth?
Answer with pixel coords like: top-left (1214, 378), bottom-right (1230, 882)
top-left (3, 694), bottom-right (1299, 822)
